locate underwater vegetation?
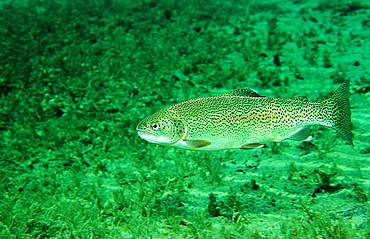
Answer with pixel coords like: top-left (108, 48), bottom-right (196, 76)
top-left (0, 0), bottom-right (369, 238)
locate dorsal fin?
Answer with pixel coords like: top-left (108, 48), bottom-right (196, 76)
top-left (291, 96), bottom-right (308, 101)
top-left (224, 88), bottom-right (263, 97)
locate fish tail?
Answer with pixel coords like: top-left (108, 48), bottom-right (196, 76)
top-left (321, 80), bottom-right (353, 145)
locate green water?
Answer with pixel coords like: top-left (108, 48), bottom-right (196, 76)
top-left (0, 0), bottom-right (369, 238)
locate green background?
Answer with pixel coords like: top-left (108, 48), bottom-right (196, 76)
top-left (0, 0), bottom-right (369, 238)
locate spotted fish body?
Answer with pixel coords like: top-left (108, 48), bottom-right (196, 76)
top-left (136, 81), bottom-right (352, 150)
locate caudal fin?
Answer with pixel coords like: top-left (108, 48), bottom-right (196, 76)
top-left (321, 80), bottom-right (353, 145)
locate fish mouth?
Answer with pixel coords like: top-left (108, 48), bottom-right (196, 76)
top-left (137, 129), bottom-right (162, 144)
top-left (137, 128), bottom-right (175, 144)
top-left (137, 128), bottom-right (156, 137)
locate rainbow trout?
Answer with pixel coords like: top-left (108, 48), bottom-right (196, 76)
top-left (136, 81), bottom-right (352, 150)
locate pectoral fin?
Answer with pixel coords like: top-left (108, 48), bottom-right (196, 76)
top-left (240, 143), bottom-right (265, 150)
top-left (183, 139), bottom-right (211, 149)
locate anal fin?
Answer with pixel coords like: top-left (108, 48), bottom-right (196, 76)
top-left (287, 127), bottom-right (312, 141)
top-left (240, 143), bottom-right (265, 150)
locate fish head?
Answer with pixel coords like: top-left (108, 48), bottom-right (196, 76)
top-left (136, 110), bottom-right (185, 146)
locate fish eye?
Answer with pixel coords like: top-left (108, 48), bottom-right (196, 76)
top-left (151, 123), bottom-right (160, 130)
